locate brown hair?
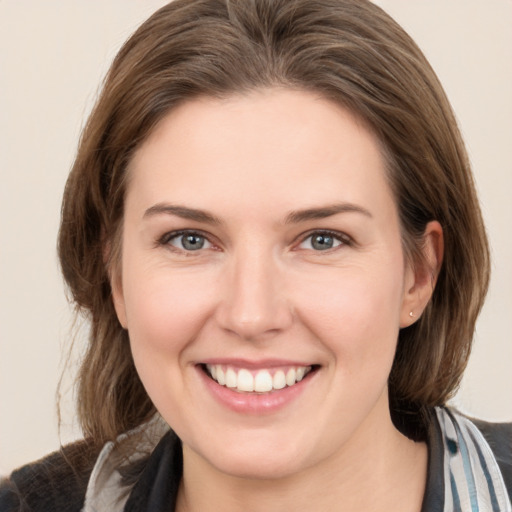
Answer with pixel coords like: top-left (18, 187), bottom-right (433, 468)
top-left (58, 0), bottom-right (489, 444)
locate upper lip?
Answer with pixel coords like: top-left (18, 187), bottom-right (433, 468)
top-left (198, 358), bottom-right (316, 369)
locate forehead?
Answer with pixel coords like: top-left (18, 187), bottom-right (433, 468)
top-left (126, 88), bottom-right (396, 222)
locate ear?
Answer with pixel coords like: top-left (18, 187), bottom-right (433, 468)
top-left (104, 239), bottom-right (128, 329)
top-left (111, 270), bottom-right (128, 329)
top-left (400, 221), bottom-right (444, 328)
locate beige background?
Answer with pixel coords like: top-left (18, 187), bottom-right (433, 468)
top-left (1, 1), bottom-right (511, 475)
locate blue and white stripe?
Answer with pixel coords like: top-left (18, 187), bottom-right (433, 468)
top-left (436, 408), bottom-right (511, 512)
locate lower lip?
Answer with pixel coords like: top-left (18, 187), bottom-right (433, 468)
top-left (197, 366), bottom-right (315, 415)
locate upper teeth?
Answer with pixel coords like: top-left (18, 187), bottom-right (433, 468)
top-left (206, 365), bottom-right (311, 393)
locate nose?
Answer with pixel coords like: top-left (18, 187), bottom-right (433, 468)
top-left (215, 247), bottom-right (293, 341)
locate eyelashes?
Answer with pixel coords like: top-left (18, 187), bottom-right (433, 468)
top-left (296, 230), bottom-right (351, 251)
top-left (158, 230), bottom-right (214, 252)
top-left (158, 229), bottom-right (353, 254)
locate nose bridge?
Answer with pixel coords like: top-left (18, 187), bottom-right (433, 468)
top-left (216, 241), bottom-right (292, 340)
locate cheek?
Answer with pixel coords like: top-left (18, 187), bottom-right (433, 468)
top-left (121, 260), bottom-right (217, 362)
top-left (122, 268), bottom-right (220, 423)
top-left (294, 262), bottom-right (404, 363)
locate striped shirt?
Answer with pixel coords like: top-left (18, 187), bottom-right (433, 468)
top-left (434, 408), bottom-right (511, 512)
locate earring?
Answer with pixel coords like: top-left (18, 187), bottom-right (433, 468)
top-left (409, 311), bottom-right (414, 318)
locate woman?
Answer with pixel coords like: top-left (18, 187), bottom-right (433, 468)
top-left (1, 0), bottom-right (510, 511)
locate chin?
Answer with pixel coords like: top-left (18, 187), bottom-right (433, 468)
top-left (212, 451), bottom-right (308, 480)
top-left (187, 430), bottom-right (318, 481)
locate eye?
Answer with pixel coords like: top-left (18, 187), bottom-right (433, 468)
top-left (164, 231), bottom-right (213, 251)
top-left (298, 231), bottom-right (347, 251)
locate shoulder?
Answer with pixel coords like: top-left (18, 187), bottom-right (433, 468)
top-left (0, 440), bottom-right (101, 512)
top-left (471, 416), bottom-right (512, 501)
top-left (0, 415), bottom-right (171, 512)
top-left (439, 408), bottom-right (512, 504)
top-left (420, 407), bottom-right (512, 511)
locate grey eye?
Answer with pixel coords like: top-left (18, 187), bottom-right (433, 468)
top-left (169, 232), bottom-right (211, 251)
top-left (182, 234), bottom-right (205, 250)
top-left (299, 232), bottom-right (344, 251)
top-left (311, 234), bottom-right (334, 250)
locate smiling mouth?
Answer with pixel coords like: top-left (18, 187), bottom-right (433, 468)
top-left (202, 364), bottom-right (316, 393)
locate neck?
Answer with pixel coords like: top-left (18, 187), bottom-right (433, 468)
top-left (176, 402), bottom-right (427, 512)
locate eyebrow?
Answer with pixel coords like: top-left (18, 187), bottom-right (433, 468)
top-left (143, 203), bottom-right (221, 225)
top-left (143, 201), bottom-right (372, 225)
top-left (284, 203), bottom-right (373, 224)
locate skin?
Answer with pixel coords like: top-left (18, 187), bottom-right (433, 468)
top-left (112, 89), bottom-right (443, 512)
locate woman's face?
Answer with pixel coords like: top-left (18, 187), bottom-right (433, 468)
top-left (113, 89), bottom-right (422, 479)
